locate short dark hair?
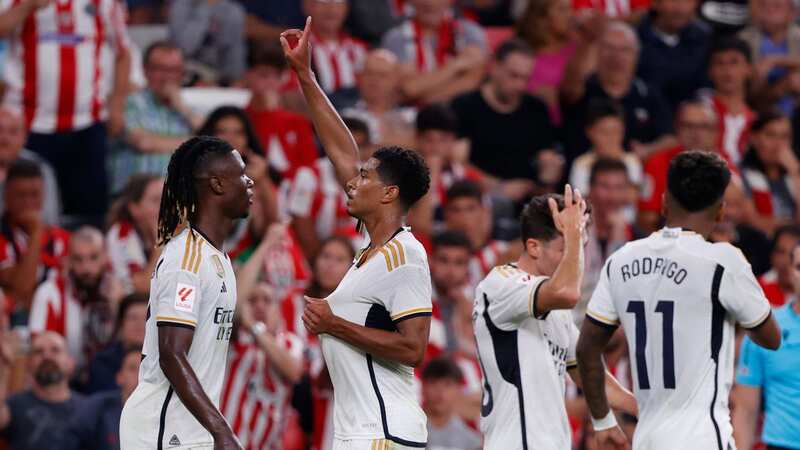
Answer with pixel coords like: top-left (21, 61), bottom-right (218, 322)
top-left (343, 116), bottom-right (371, 142)
top-left (589, 157), bottom-right (629, 186)
top-left (445, 180), bottom-right (483, 205)
top-left (709, 36), bottom-right (752, 64)
top-left (432, 230), bottom-right (472, 253)
top-left (114, 293), bottom-right (149, 339)
top-left (197, 106), bottom-right (264, 155)
top-left (247, 42), bottom-right (288, 70)
top-left (520, 194), bottom-right (563, 243)
top-left (585, 98), bottom-right (625, 129)
top-left (143, 40), bottom-right (181, 66)
top-left (667, 151), bottom-right (731, 212)
top-left (494, 38), bottom-right (534, 62)
top-left (416, 103), bottom-right (458, 134)
top-left (421, 356), bottom-right (463, 382)
top-left (751, 109), bottom-right (788, 133)
top-left (372, 146), bottom-right (430, 209)
top-left (772, 224), bottom-right (800, 255)
top-left (6, 158), bottom-right (43, 183)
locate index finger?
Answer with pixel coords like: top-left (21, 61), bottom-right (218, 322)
top-left (548, 197), bottom-right (559, 218)
top-left (300, 16), bottom-right (312, 47)
top-left (564, 183), bottom-right (574, 206)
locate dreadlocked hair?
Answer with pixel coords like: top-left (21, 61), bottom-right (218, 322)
top-left (157, 136), bottom-right (235, 245)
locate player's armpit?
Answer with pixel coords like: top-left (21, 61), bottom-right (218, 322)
top-left (743, 311), bottom-right (781, 350)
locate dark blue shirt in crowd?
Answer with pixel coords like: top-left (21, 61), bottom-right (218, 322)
top-left (561, 75), bottom-right (673, 161)
top-left (0, 390), bottom-right (84, 450)
top-left (87, 341), bottom-right (124, 394)
top-left (71, 390), bottom-right (123, 450)
top-left (637, 14), bottom-right (712, 113)
top-left (235, 0), bottom-right (303, 28)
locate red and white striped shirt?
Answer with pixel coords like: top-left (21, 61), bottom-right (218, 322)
top-left (400, 18), bottom-right (459, 73)
top-left (106, 220), bottom-right (147, 296)
top-left (221, 331), bottom-right (304, 450)
top-left (1, 0), bottom-right (130, 133)
top-left (706, 95), bottom-right (754, 167)
top-left (310, 32), bottom-right (366, 94)
top-left (469, 240), bottom-right (510, 289)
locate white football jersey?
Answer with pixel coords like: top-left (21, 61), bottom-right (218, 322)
top-left (587, 228), bottom-right (772, 450)
top-left (120, 227), bottom-right (237, 450)
top-left (473, 263), bottom-right (579, 450)
top-left (321, 228), bottom-right (431, 447)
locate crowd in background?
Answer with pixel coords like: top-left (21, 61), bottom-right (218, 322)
top-left (0, 0), bottom-right (799, 449)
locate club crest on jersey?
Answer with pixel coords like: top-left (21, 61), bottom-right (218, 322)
top-left (212, 255), bottom-right (225, 278)
top-left (174, 283), bottom-right (196, 312)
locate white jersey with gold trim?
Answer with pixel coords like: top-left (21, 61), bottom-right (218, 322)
top-left (587, 228), bottom-right (772, 450)
top-left (321, 228), bottom-right (431, 448)
top-left (473, 263), bottom-right (579, 450)
top-left (120, 227), bottom-right (237, 450)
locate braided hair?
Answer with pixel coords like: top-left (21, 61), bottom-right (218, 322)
top-left (157, 136), bottom-right (235, 245)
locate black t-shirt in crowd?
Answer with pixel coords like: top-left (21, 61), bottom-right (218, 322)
top-left (451, 90), bottom-right (556, 181)
top-left (1, 390), bottom-right (84, 450)
top-left (561, 74), bottom-right (673, 161)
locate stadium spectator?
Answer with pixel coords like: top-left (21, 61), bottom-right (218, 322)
top-left (168, 0), bottom-right (247, 85)
top-left (514, 0), bottom-right (578, 124)
top-left (238, 0), bottom-right (305, 43)
top-left (421, 357), bottom-right (482, 450)
top-left (0, 0), bottom-right (131, 226)
top-left (733, 242), bottom-right (800, 450)
top-left (741, 111), bottom-right (800, 231)
top-left (244, 44), bottom-right (319, 180)
top-left (638, 99), bottom-right (720, 233)
top-left (561, 20), bottom-right (675, 162)
top-left (29, 227), bottom-right (123, 368)
top-left (757, 225), bottom-right (800, 307)
top-left (443, 180), bottom-right (515, 288)
top-left (570, 0), bottom-right (650, 20)
top-left (110, 42), bottom-right (201, 194)
top-left (224, 233), bottom-right (303, 450)
top-left (703, 37), bottom-right (756, 168)
top-left (73, 347), bottom-right (140, 450)
top-left (452, 39), bottom-right (556, 193)
top-left (198, 107), bottom-right (278, 263)
top-left (0, 160), bottom-right (70, 310)
top-left (568, 99), bottom-right (642, 194)
top-left (428, 231), bottom-right (473, 355)
top-left (381, 0), bottom-right (488, 103)
top-left (345, 0), bottom-right (403, 45)
top-left (0, 109), bottom-right (60, 225)
top-left (86, 294), bottom-right (147, 394)
top-left (636, 0), bottom-right (712, 113)
top-left (739, 0), bottom-right (800, 115)
top-left (0, 332), bottom-right (83, 450)
top-left (304, 0), bottom-right (367, 101)
top-left (577, 159), bottom-right (634, 323)
top-left (341, 49), bottom-right (417, 147)
top-left (106, 175), bottom-right (163, 296)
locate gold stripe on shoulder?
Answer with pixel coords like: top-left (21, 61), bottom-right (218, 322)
top-left (390, 239), bottom-right (406, 266)
top-left (192, 238), bottom-right (204, 273)
top-left (386, 241), bottom-right (400, 268)
top-left (379, 248), bottom-right (393, 271)
top-left (496, 266), bottom-right (510, 278)
top-left (186, 233), bottom-right (199, 272)
top-left (180, 231), bottom-right (193, 270)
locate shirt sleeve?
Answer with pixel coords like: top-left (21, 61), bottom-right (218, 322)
top-left (28, 283), bottom-right (53, 334)
top-left (586, 258), bottom-right (620, 329)
top-left (719, 260), bottom-right (772, 329)
top-left (380, 26), bottom-right (408, 62)
top-left (154, 268), bottom-right (202, 329)
top-left (457, 20), bottom-right (487, 51)
top-left (382, 264), bottom-right (433, 324)
top-left (486, 273), bottom-right (548, 330)
top-left (736, 335), bottom-right (765, 387)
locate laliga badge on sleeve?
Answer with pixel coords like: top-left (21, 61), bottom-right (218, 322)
top-left (175, 283), bottom-right (196, 313)
top-left (212, 255), bottom-right (225, 278)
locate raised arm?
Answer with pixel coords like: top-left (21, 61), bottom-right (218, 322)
top-left (280, 18), bottom-right (359, 188)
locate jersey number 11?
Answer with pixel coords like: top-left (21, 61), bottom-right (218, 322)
top-left (626, 300), bottom-right (676, 390)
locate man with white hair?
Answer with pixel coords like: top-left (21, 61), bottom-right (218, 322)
top-left (0, 108), bottom-right (60, 225)
top-left (562, 20), bottom-right (676, 162)
top-left (29, 226), bottom-right (123, 366)
top-left (0, 331), bottom-right (85, 450)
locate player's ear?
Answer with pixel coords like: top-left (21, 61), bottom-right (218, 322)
top-left (715, 200), bottom-right (726, 223)
top-left (382, 185), bottom-right (400, 204)
top-left (525, 238), bottom-right (540, 259)
top-left (209, 175), bottom-right (225, 195)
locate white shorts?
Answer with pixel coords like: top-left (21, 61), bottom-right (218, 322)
top-left (332, 438), bottom-right (422, 450)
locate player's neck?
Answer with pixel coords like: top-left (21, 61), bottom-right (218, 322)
top-left (192, 214), bottom-right (233, 252)
top-left (32, 382), bottom-right (71, 403)
top-left (663, 217), bottom-right (714, 239)
top-left (363, 211), bottom-right (405, 248)
top-left (516, 253), bottom-right (544, 277)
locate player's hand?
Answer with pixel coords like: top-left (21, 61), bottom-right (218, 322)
top-left (212, 429), bottom-right (243, 450)
top-left (548, 184), bottom-right (588, 238)
top-left (280, 17), bottom-right (312, 75)
top-left (593, 426), bottom-right (631, 450)
top-left (303, 296), bottom-right (336, 335)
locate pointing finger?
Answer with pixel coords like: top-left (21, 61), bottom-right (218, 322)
top-left (564, 183), bottom-right (573, 206)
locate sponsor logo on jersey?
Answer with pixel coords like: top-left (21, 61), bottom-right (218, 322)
top-left (221, 282), bottom-right (227, 293)
top-left (174, 283), bottom-right (196, 313)
top-left (169, 434), bottom-right (181, 446)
